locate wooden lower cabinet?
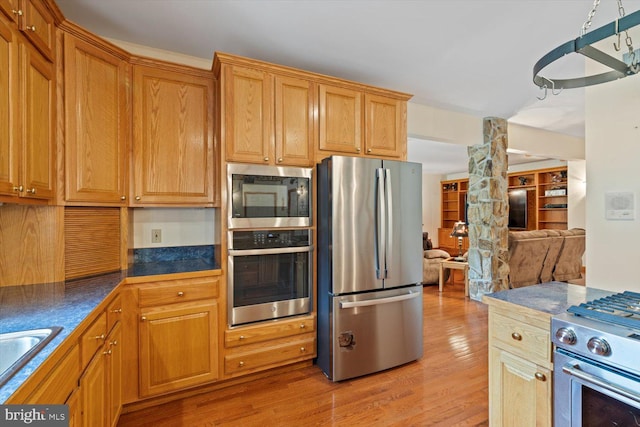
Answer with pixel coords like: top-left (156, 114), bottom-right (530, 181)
top-left (223, 314), bottom-right (316, 377)
top-left (66, 387), bottom-right (82, 427)
top-left (486, 300), bottom-right (552, 427)
top-left (80, 345), bottom-right (107, 427)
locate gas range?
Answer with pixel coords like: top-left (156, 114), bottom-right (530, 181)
top-left (552, 291), bottom-right (640, 377)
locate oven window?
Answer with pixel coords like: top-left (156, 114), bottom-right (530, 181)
top-left (233, 252), bottom-right (309, 307)
top-left (231, 174), bottom-right (310, 219)
top-left (582, 386), bottom-right (640, 426)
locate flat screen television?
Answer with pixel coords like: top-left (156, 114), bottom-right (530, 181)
top-left (508, 190), bottom-right (527, 229)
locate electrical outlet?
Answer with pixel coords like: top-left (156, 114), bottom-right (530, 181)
top-left (151, 229), bottom-right (162, 243)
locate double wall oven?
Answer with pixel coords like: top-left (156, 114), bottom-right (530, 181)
top-left (552, 291), bottom-right (640, 426)
top-left (227, 164), bottom-right (313, 326)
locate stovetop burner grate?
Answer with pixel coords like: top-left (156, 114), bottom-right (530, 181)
top-left (567, 291), bottom-right (640, 331)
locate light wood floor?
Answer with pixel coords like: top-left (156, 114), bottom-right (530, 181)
top-left (118, 280), bottom-right (489, 427)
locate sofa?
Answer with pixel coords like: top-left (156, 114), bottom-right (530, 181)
top-left (507, 228), bottom-right (585, 288)
top-left (422, 232), bottom-right (451, 285)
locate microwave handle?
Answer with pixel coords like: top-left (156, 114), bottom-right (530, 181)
top-left (228, 246), bottom-right (313, 256)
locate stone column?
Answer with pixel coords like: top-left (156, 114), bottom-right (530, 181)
top-left (466, 117), bottom-right (510, 301)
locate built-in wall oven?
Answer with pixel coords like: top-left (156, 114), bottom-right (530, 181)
top-left (552, 291), bottom-right (640, 426)
top-left (228, 229), bottom-right (312, 326)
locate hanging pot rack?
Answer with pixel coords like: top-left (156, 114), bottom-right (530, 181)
top-left (533, 7), bottom-right (640, 94)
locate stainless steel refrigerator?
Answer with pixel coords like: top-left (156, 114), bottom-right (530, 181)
top-left (317, 155), bottom-right (423, 381)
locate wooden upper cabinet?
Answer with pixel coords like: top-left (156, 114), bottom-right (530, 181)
top-left (364, 93), bottom-right (405, 158)
top-left (19, 0), bottom-right (54, 60)
top-left (132, 64), bottom-right (214, 205)
top-left (0, 13), bottom-right (19, 197)
top-left (64, 33), bottom-right (129, 205)
top-left (20, 38), bottom-right (54, 200)
top-left (318, 84), bottom-right (362, 155)
top-left (223, 64), bottom-right (272, 164)
top-left (0, 0), bottom-right (20, 23)
top-left (274, 75), bottom-right (314, 167)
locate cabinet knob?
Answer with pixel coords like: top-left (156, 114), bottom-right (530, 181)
top-left (277, 158), bottom-right (283, 163)
top-left (511, 332), bottom-right (522, 341)
top-left (299, 324), bottom-right (306, 329)
top-left (367, 148), bottom-right (372, 153)
top-left (300, 347), bottom-right (306, 352)
top-left (239, 335), bottom-right (246, 340)
top-left (534, 372), bottom-right (546, 382)
top-left (94, 334), bottom-right (106, 341)
top-left (120, 196), bottom-right (126, 201)
top-left (103, 349), bottom-right (112, 356)
top-left (356, 147), bottom-right (361, 152)
top-left (238, 361), bottom-right (245, 367)
top-left (263, 157), bottom-right (269, 162)
top-left (12, 185), bottom-right (23, 193)
top-left (110, 340), bottom-right (118, 347)
top-left (141, 316), bottom-right (147, 321)
top-left (12, 9), bottom-right (22, 16)
top-left (25, 188), bottom-right (36, 194)
top-left (135, 196), bottom-right (141, 201)
top-left (25, 25), bottom-right (36, 32)
top-left (110, 308), bottom-right (122, 314)
top-left (177, 291), bottom-right (184, 297)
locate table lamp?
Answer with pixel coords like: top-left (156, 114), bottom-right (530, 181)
top-left (450, 221), bottom-right (468, 261)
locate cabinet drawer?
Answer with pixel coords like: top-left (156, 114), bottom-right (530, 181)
top-left (490, 312), bottom-right (550, 366)
top-left (225, 315), bottom-right (315, 348)
top-left (225, 336), bottom-right (315, 375)
top-left (80, 312), bottom-right (107, 369)
top-left (138, 278), bottom-right (219, 307)
top-left (106, 294), bottom-right (122, 332)
top-left (25, 345), bottom-right (80, 404)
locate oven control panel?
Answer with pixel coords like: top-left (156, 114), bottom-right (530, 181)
top-left (231, 229), bottom-right (310, 250)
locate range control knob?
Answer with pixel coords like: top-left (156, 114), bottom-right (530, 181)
top-left (587, 337), bottom-right (611, 356)
top-left (555, 327), bottom-right (577, 345)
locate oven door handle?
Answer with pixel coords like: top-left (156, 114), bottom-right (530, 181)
top-left (228, 246), bottom-right (313, 256)
top-left (562, 363), bottom-right (640, 404)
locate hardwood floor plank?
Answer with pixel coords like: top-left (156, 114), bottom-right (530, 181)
top-left (118, 282), bottom-right (488, 426)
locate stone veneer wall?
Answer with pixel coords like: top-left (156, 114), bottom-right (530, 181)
top-left (466, 117), bottom-right (510, 301)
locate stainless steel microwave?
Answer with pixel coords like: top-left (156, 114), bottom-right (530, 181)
top-left (227, 163), bottom-right (312, 229)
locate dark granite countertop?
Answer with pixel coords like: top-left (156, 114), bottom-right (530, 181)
top-left (484, 281), bottom-right (614, 316)
top-left (0, 259), bottom-right (221, 403)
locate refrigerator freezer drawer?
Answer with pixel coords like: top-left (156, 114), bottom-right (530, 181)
top-left (323, 285), bottom-right (423, 381)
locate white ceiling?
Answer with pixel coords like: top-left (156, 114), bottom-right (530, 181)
top-left (55, 0), bottom-right (640, 173)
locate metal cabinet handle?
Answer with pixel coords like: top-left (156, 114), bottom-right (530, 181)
top-left (177, 291), bottom-right (184, 297)
top-left (141, 316), bottom-right (147, 321)
top-left (103, 349), bottom-right (112, 356)
top-left (299, 324), bottom-right (306, 329)
top-left (263, 157), bottom-right (269, 162)
top-left (300, 347), bottom-right (306, 352)
top-left (25, 25), bottom-right (36, 32)
top-left (534, 372), bottom-right (546, 381)
top-left (238, 361), bottom-right (245, 367)
top-left (109, 340), bottom-right (118, 347)
top-left (511, 332), bottom-right (522, 341)
top-left (94, 334), bottom-right (106, 340)
top-left (12, 185), bottom-right (23, 193)
top-left (356, 147), bottom-right (361, 152)
top-left (367, 148), bottom-right (372, 153)
top-left (25, 188), bottom-right (36, 194)
top-left (239, 335), bottom-right (246, 340)
top-left (277, 158), bottom-right (283, 163)
top-left (12, 9), bottom-right (22, 16)
top-left (110, 308), bottom-right (122, 314)
top-left (120, 196), bottom-right (126, 201)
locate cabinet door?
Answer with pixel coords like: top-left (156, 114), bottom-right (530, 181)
top-left (0, 14), bottom-right (19, 197)
top-left (318, 84), bottom-right (362, 155)
top-left (80, 349), bottom-right (107, 427)
top-left (274, 75), bottom-right (314, 166)
top-left (132, 65), bottom-right (214, 204)
top-left (65, 387), bottom-right (82, 427)
top-left (20, 39), bottom-right (54, 200)
top-left (20, 0), bottom-right (54, 61)
top-left (64, 33), bottom-right (129, 204)
top-left (0, 0), bottom-right (20, 23)
top-left (106, 322), bottom-right (122, 427)
top-left (139, 302), bottom-right (218, 397)
top-left (489, 346), bottom-right (551, 427)
top-left (364, 94), bottom-right (404, 158)
top-left (223, 64), bottom-right (272, 164)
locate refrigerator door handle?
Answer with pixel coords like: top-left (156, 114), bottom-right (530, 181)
top-left (384, 168), bottom-right (393, 279)
top-left (375, 168), bottom-right (386, 279)
top-left (339, 290), bottom-right (421, 309)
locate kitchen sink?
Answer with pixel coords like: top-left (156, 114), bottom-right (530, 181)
top-left (0, 327), bottom-right (62, 387)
